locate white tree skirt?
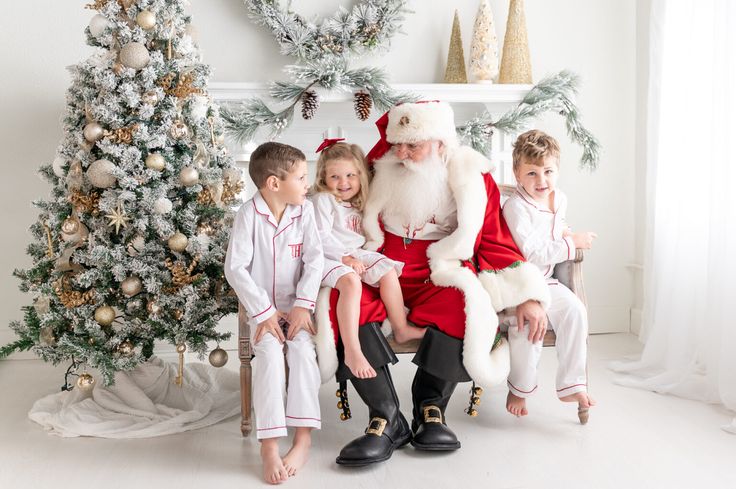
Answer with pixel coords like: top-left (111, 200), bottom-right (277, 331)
top-left (28, 357), bottom-right (240, 438)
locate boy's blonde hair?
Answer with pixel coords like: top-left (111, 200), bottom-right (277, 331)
top-left (248, 141), bottom-right (306, 189)
top-left (512, 130), bottom-right (561, 171)
top-left (313, 142), bottom-right (370, 211)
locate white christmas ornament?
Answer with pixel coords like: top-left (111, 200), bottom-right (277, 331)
top-left (83, 122), bottom-right (105, 142)
top-left (179, 167), bottom-right (199, 187)
top-left (136, 10), bottom-right (156, 30)
top-left (119, 42), bottom-right (150, 70)
top-left (145, 153), bottom-right (166, 171)
top-left (154, 197), bottom-right (173, 214)
top-left (470, 0), bottom-right (500, 83)
top-left (87, 159), bottom-right (117, 188)
top-left (52, 156), bottom-right (66, 178)
top-left (89, 14), bottom-right (110, 38)
top-left (190, 95), bottom-right (209, 121)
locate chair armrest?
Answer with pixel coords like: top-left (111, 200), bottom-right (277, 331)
top-left (552, 249), bottom-right (587, 308)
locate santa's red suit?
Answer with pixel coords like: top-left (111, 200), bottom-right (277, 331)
top-left (320, 101), bottom-right (549, 467)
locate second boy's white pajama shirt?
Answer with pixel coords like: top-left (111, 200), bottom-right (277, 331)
top-left (225, 192), bottom-right (324, 439)
top-left (502, 185), bottom-right (589, 398)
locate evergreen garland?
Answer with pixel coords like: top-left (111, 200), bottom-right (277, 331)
top-left (457, 70), bottom-right (601, 170)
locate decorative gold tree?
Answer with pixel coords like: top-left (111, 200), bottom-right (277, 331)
top-left (499, 0), bottom-right (532, 84)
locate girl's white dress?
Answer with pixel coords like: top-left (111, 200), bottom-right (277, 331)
top-left (311, 192), bottom-right (403, 288)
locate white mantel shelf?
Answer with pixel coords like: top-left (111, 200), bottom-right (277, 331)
top-left (208, 82), bottom-right (533, 105)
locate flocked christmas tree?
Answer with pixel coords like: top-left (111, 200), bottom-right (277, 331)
top-left (1, 0), bottom-right (240, 388)
top-left (469, 0), bottom-right (499, 83)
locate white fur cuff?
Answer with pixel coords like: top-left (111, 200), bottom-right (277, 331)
top-left (478, 262), bottom-right (551, 312)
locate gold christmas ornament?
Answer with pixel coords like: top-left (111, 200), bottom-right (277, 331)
top-left (112, 62), bottom-right (125, 75)
top-left (33, 295), bottom-right (51, 315)
top-left (42, 221), bottom-right (54, 257)
top-left (175, 344), bottom-right (186, 386)
top-left (498, 0), bottom-right (532, 84)
top-left (76, 373), bottom-right (96, 393)
top-left (444, 10), bottom-right (468, 83)
top-left (209, 347), bottom-right (228, 368)
top-left (222, 176), bottom-right (244, 205)
top-left (83, 122), bottom-right (105, 142)
top-left (121, 276), bottom-right (143, 297)
top-left (136, 10), bottom-right (156, 30)
top-left (60, 215), bottom-right (89, 245)
top-left (173, 309), bottom-right (184, 320)
top-left (94, 305), bottom-right (116, 327)
top-left (179, 166), bottom-right (199, 187)
top-left (87, 159), bottom-right (117, 188)
top-left (145, 153), bottom-right (166, 171)
top-left (167, 232), bottom-right (188, 252)
top-left (103, 123), bottom-right (139, 145)
top-left (119, 42), bottom-right (150, 70)
top-left (197, 187), bottom-right (215, 206)
top-left (147, 298), bottom-right (162, 317)
top-left (69, 190), bottom-right (101, 215)
top-left (141, 90), bottom-right (159, 106)
top-left (169, 120), bottom-right (189, 140)
top-left (105, 203), bottom-right (131, 234)
top-left (54, 274), bottom-right (95, 308)
top-left (197, 221), bottom-right (215, 236)
top-left (85, 1), bottom-right (107, 11)
top-left (117, 0), bottom-right (135, 9)
top-left (164, 256), bottom-right (202, 289)
top-left (117, 340), bottom-right (135, 356)
top-left (67, 160), bottom-right (84, 191)
top-left (127, 235), bottom-right (145, 256)
top-left (39, 327), bottom-right (57, 347)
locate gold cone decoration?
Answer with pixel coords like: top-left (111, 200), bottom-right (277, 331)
top-left (499, 0), bottom-right (532, 84)
top-left (444, 10), bottom-right (468, 83)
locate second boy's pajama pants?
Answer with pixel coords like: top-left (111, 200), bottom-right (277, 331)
top-left (504, 281), bottom-right (588, 398)
top-left (252, 329), bottom-right (321, 439)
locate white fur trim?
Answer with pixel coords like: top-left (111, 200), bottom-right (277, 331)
top-left (314, 287), bottom-right (338, 383)
top-left (428, 257), bottom-right (510, 387)
top-left (478, 261), bottom-right (551, 312)
top-left (386, 102), bottom-right (458, 146)
top-left (427, 146), bottom-right (492, 262)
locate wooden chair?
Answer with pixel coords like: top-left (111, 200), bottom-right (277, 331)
top-left (236, 185), bottom-right (587, 436)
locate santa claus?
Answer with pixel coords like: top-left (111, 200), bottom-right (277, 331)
top-left (315, 101), bottom-right (550, 466)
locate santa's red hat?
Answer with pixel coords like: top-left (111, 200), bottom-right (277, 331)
top-left (366, 101), bottom-right (458, 164)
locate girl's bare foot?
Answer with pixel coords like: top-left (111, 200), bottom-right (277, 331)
top-left (283, 429), bottom-right (311, 476)
top-left (392, 324), bottom-right (426, 344)
top-left (260, 439), bottom-right (288, 485)
top-left (506, 391), bottom-right (528, 417)
top-left (344, 348), bottom-right (376, 378)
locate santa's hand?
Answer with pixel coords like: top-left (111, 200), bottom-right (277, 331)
top-left (516, 300), bottom-right (547, 343)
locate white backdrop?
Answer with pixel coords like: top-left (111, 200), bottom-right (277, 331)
top-left (0, 0), bottom-right (639, 357)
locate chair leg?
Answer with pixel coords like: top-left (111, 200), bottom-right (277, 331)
top-left (239, 333), bottom-right (253, 437)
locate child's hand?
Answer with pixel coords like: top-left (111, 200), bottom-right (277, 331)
top-left (342, 256), bottom-right (366, 275)
top-left (254, 311), bottom-right (286, 344)
top-left (562, 227), bottom-right (573, 238)
top-left (572, 231), bottom-right (597, 250)
top-left (285, 306), bottom-right (316, 340)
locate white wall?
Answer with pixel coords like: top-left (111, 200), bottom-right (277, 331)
top-left (0, 0), bottom-right (638, 359)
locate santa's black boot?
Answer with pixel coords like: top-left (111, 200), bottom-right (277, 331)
top-left (335, 323), bottom-right (412, 467)
top-left (409, 327), bottom-right (471, 451)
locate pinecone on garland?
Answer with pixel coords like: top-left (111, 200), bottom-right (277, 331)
top-left (354, 91), bottom-right (372, 121)
top-left (300, 90), bottom-right (319, 120)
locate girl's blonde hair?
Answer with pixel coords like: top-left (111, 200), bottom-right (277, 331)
top-left (312, 142), bottom-right (371, 211)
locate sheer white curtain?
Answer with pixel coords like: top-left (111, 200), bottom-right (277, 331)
top-left (611, 0), bottom-right (736, 433)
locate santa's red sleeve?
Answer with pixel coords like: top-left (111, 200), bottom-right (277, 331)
top-left (475, 173), bottom-right (550, 311)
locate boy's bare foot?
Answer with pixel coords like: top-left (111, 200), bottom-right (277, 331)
top-left (392, 324), bottom-right (426, 344)
top-left (344, 348), bottom-right (376, 378)
top-left (283, 431), bottom-right (311, 476)
top-left (261, 440), bottom-right (288, 485)
top-left (560, 391), bottom-right (596, 424)
top-left (560, 391), bottom-right (596, 408)
top-left (506, 391), bottom-right (528, 417)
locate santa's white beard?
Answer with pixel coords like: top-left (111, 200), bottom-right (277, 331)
top-left (373, 149), bottom-right (452, 228)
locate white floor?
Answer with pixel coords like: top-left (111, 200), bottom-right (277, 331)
top-left (1, 333), bottom-right (735, 489)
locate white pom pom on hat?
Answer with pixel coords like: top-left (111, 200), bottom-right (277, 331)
top-left (385, 101), bottom-right (458, 146)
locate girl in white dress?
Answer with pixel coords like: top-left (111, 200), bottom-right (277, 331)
top-left (311, 140), bottom-right (425, 379)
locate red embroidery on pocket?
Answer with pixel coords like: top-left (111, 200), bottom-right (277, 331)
top-left (289, 243), bottom-right (303, 258)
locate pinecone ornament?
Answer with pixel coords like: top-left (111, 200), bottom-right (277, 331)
top-left (300, 90), bottom-right (319, 120)
top-left (354, 91), bottom-right (373, 121)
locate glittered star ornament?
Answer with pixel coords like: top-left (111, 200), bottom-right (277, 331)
top-left (106, 203), bottom-right (131, 234)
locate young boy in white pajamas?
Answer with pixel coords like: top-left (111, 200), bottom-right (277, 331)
top-left (225, 142), bottom-right (324, 484)
top-left (501, 130), bottom-right (597, 423)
